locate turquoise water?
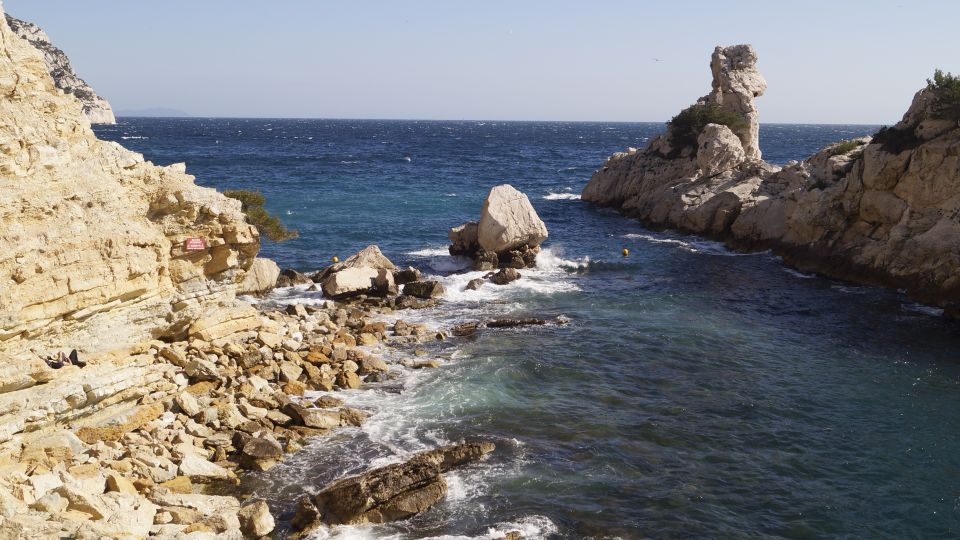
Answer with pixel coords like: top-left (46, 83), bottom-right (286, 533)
top-left (97, 120), bottom-right (960, 538)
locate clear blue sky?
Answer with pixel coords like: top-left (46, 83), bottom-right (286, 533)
top-left (7, 1), bottom-right (959, 123)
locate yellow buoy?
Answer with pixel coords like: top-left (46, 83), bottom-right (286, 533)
top-left (331, 256), bottom-right (339, 263)
top-left (622, 248), bottom-right (629, 257)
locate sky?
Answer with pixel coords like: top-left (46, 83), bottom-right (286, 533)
top-left (7, 1), bottom-right (960, 124)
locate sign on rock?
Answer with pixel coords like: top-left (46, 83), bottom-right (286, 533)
top-left (184, 238), bottom-right (206, 251)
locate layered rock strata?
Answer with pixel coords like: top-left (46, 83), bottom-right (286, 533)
top-left (583, 44), bottom-right (960, 312)
top-left (0, 6), bottom-right (261, 364)
top-left (5, 14), bottom-right (116, 124)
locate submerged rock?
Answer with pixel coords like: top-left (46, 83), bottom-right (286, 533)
top-left (292, 442), bottom-right (495, 532)
top-left (486, 318), bottom-right (547, 328)
top-left (490, 268), bottom-right (521, 285)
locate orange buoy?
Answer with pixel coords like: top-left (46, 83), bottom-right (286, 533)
top-left (331, 256), bottom-right (339, 263)
top-left (622, 248), bottom-right (629, 257)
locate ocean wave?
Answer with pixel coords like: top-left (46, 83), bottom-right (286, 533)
top-left (120, 136), bottom-right (148, 139)
top-left (783, 267), bottom-right (816, 279)
top-left (542, 192), bottom-right (581, 201)
top-left (407, 247), bottom-right (451, 257)
top-left (623, 233), bottom-right (761, 257)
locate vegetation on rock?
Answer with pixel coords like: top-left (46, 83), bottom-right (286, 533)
top-left (927, 69), bottom-right (960, 122)
top-left (666, 102), bottom-right (748, 155)
top-left (871, 125), bottom-right (922, 154)
top-left (225, 190), bottom-right (298, 242)
top-left (829, 140), bottom-right (864, 156)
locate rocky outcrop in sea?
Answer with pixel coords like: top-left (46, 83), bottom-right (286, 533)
top-left (5, 13), bottom-right (116, 124)
top-left (583, 44), bottom-right (960, 314)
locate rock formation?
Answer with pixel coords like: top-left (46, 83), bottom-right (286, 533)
top-left (0, 8), bottom-right (261, 363)
top-left (292, 442), bottom-right (495, 534)
top-left (449, 184), bottom-right (548, 270)
top-left (5, 14), bottom-right (116, 124)
top-left (583, 43), bottom-right (960, 313)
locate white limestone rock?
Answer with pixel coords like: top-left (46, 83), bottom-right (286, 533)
top-left (477, 184), bottom-right (548, 253)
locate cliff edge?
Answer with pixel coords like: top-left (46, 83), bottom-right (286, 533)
top-left (583, 44), bottom-right (960, 313)
top-left (5, 13), bottom-right (116, 124)
top-left (0, 5), bottom-right (262, 365)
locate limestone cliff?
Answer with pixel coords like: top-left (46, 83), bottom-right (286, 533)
top-left (5, 13), bottom-right (116, 124)
top-left (0, 5), bottom-right (262, 365)
top-left (583, 44), bottom-right (960, 313)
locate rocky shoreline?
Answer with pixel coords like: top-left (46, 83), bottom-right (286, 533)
top-left (0, 246), bottom-right (540, 538)
top-left (583, 44), bottom-right (960, 315)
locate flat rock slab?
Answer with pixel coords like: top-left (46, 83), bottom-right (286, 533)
top-left (293, 442), bottom-right (495, 533)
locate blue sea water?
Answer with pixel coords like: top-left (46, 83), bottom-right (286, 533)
top-left (96, 120), bottom-right (960, 539)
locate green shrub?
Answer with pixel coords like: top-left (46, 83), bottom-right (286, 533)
top-left (871, 125), bottom-right (921, 154)
top-left (829, 140), bottom-right (863, 156)
top-left (926, 69), bottom-right (960, 122)
top-left (665, 102), bottom-right (748, 157)
top-left (224, 189), bottom-right (298, 242)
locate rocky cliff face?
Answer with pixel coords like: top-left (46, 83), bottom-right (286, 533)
top-left (583, 44), bottom-right (960, 312)
top-left (5, 14), bottom-right (116, 124)
top-left (0, 5), bottom-right (261, 365)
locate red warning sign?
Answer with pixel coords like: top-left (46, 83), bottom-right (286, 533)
top-left (184, 238), bottom-right (206, 251)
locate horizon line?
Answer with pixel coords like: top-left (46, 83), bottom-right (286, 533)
top-left (109, 115), bottom-right (887, 127)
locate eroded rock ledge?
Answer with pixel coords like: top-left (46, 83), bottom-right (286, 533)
top-left (583, 44), bottom-right (960, 313)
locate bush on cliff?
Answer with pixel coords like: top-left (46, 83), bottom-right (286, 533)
top-left (224, 190), bottom-right (298, 242)
top-left (871, 126), bottom-right (921, 155)
top-left (927, 69), bottom-right (960, 122)
top-left (665, 102), bottom-right (748, 157)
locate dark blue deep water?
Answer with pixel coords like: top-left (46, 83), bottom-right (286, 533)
top-left (96, 120), bottom-right (960, 539)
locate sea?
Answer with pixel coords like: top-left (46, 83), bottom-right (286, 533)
top-left (95, 119), bottom-right (960, 539)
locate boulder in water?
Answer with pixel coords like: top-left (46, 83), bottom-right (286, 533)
top-left (478, 184), bottom-right (548, 254)
top-left (402, 280), bottom-right (446, 299)
top-left (292, 442), bottom-right (495, 532)
top-left (490, 268), bottom-right (521, 285)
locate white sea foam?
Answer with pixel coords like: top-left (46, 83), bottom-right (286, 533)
top-left (407, 247), bottom-right (451, 257)
top-left (902, 303), bottom-right (944, 317)
top-left (120, 136), bottom-right (148, 139)
top-left (623, 233), bottom-right (761, 257)
top-left (542, 192), bottom-right (581, 201)
top-left (306, 515), bottom-right (560, 540)
top-left (783, 267), bottom-right (816, 279)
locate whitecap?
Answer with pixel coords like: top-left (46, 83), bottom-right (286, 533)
top-left (542, 192), bottom-right (581, 201)
top-left (120, 136), bottom-right (148, 140)
top-left (407, 247), bottom-right (451, 257)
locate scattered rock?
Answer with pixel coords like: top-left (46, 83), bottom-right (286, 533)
top-left (277, 268), bottom-right (314, 288)
top-left (239, 499), bottom-right (276, 537)
top-left (465, 278), bottom-right (485, 290)
top-left (393, 266), bottom-right (422, 285)
top-left (486, 318), bottom-right (547, 328)
top-left (451, 322), bottom-right (479, 337)
top-left (402, 280), bottom-right (446, 299)
top-left (490, 268), bottom-right (521, 285)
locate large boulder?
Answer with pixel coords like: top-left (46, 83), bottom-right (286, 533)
top-left (697, 123), bottom-right (746, 176)
top-left (317, 245), bottom-right (398, 298)
top-left (477, 185), bottom-right (548, 253)
top-left (321, 267), bottom-right (379, 299)
top-left (292, 442), bottom-right (494, 533)
top-left (238, 257), bottom-right (280, 294)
